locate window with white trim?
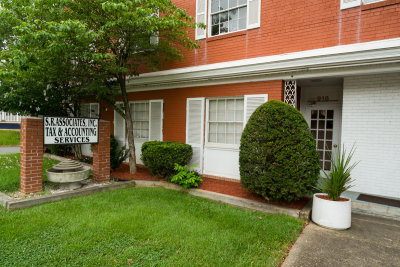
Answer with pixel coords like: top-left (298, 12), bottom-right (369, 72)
top-left (210, 0), bottom-right (247, 36)
top-left (81, 103), bottom-right (100, 118)
top-left (207, 97), bottom-right (244, 145)
top-left (130, 102), bottom-right (150, 140)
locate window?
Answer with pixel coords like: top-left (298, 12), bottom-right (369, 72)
top-left (130, 102), bottom-right (150, 139)
top-left (81, 103), bottom-right (99, 118)
top-left (210, 0), bottom-right (247, 36)
top-left (207, 97), bottom-right (244, 145)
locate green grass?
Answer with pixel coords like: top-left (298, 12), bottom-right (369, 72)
top-left (0, 188), bottom-right (304, 266)
top-left (0, 153), bottom-right (59, 193)
top-left (0, 130), bottom-right (20, 146)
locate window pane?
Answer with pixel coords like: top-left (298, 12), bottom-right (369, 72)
top-left (217, 123), bottom-right (226, 143)
top-left (220, 12), bottom-right (228, 23)
top-left (212, 14), bottom-right (219, 25)
top-left (226, 122), bottom-right (234, 144)
top-left (230, 20), bottom-right (238, 32)
top-left (217, 100), bottom-right (226, 121)
top-left (235, 99), bottom-right (244, 122)
top-left (226, 99), bottom-right (235, 121)
top-left (229, 9), bottom-right (238, 20)
top-left (239, 18), bottom-right (246, 30)
top-left (209, 100), bottom-right (217, 121)
top-left (209, 122), bottom-right (217, 143)
top-left (229, 0), bottom-right (238, 8)
top-left (220, 22), bottom-right (228, 33)
top-left (211, 0), bottom-right (219, 13)
top-left (239, 6), bottom-right (247, 18)
top-left (235, 123), bottom-right (243, 144)
top-left (220, 0), bottom-right (228, 10)
top-left (209, 122), bottom-right (217, 134)
top-left (239, 0), bottom-right (246, 5)
top-left (212, 25), bottom-right (219, 36)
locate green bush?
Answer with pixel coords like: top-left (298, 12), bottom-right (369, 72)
top-left (171, 164), bottom-right (202, 188)
top-left (141, 141), bottom-right (192, 178)
top-left (239, 100), bottom-right (320, 202)
top-left (110, 135), bottom-right (129, 170)
top-left (47, 145), bottom-right (72, 156)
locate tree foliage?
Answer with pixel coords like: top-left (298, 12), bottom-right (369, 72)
top-left (239, 100), bottom-right (320, 202)
top-left (0, 0), bottom-right (201, 172)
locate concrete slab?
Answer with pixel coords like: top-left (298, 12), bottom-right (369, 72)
top-left (283, 213), bottom-right (400, 267)
top-left (0, 146), bottom-right (20, 154)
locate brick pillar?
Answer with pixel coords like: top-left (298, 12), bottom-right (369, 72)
top-left (20, 117), bottom-right (44, 194)
top-left (92, 120), bottom-right (111, 182)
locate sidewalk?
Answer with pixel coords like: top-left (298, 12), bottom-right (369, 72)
top-left (0, 146), bottom-right (20, 154)
top-left (283, 213), bottom-right (400, 266)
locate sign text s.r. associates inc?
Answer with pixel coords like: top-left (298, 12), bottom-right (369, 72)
top-left (44, 117), bottom-right (99, 145)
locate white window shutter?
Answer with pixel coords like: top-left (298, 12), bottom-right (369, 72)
top-left (247, 0), bottom-right (261, 29)
top-left (90, 103), bottom-right (100, 118)
top-left (340, 0), bottom-right (361, 9)
top-left (244, 94), bottom-right (268, 125)
top-left (149, 100), bottom-right (163, 141)
top-left (186, 98), bottom-right (205, 173)
top-left (114, 104), bottom-right (126, 147)
top-left (195, 0), bottom-right (207, 40)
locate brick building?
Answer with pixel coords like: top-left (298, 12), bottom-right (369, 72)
top-left (84, 0), bottom-right (400, 199)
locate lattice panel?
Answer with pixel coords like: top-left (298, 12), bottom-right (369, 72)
top-left (284, 80), bottom-right (297, 108)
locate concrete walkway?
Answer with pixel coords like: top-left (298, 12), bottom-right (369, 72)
top-left (0, 146), bottom-right (20, 154)
top-left (283, 213), bottom-right (400, 267)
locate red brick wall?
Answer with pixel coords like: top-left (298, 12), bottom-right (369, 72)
top-left (164, 0), bottom-right (400, 69)
top-left (20, 118), bottom-right (44, 194)
top-left (92, 120), bottom-right (111, 182)
top-left (102, 80), bottom-right (283, 142)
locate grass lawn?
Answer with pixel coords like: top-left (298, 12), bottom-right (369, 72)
top-left (0, 130), bottom-right (20, 146)
top-left (0, 188), bottom-right (304, 266)
top-left (0, 153), bottom-right (59, 193)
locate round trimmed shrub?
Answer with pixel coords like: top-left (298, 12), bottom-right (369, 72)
top-left (141, 141), bottom-right (192, 178)
top-left (239, 100), bottom-right (320, 202)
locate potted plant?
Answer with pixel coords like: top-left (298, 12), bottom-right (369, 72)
top-left (312, 145), bottom-right (358, 230)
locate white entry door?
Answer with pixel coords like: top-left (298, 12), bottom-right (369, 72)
top-left (304, 104), bottom-right (342, 171)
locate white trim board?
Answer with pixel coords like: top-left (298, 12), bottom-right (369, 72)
top-left (126, 38), bottom-right (400, 92)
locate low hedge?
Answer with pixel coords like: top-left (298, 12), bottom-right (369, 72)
top-left (141, 141), bottom-right (193, 178)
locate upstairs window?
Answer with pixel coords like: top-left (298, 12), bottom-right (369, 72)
top-left (210, 0), bottom-right (247, 36)
top-left (196, 0), bottom-right (260, 39)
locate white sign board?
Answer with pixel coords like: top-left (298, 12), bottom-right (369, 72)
top-left (44, 117), bottom-right (99, 145)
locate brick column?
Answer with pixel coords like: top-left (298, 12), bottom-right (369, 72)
top-left (20, 117), bottom-right (44, 194)
top-left (92, 120), bottom-right (111, 182)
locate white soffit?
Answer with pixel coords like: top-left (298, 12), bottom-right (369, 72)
top-left (127, 38), bottom-right (400, 92)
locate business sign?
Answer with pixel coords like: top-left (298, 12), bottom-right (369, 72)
top-left (44, 117), bottom-right (99, 145)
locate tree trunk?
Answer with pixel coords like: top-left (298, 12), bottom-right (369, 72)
top-left (119, 75), bottom-right (137, 174)
top-left (72, 144), bottom-right (83, 160)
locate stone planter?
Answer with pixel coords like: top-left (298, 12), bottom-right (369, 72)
top-left (312, 193), bottom-right (351, 230)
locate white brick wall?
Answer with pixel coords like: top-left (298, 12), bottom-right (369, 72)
top-left (342, 73), bottom-right (400, 199)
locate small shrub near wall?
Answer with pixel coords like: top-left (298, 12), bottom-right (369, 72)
top-left (141, 141), bottom-right (192, 178)
top-left (110, 135), bottom-right (129, 170)
top-left (239, 100), bottom-right (320, 202)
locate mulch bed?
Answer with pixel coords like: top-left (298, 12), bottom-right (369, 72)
top-left (111, 163), bottom-right (309, 211)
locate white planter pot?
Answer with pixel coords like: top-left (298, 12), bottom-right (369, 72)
top-left (312, 193), bottom-right (352, 230)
